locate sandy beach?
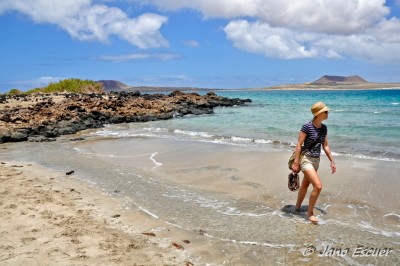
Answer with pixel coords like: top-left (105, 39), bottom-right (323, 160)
top-left (1, 134), bottom-right (399, 265)
top-left (0, 161), bottom-right (198, 265)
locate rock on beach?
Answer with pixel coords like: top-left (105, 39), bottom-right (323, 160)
top-left (0, 91), bottom-right (251, 143)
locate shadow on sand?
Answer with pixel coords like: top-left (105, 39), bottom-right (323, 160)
top-left (281, 205), bottom-right (327, 219)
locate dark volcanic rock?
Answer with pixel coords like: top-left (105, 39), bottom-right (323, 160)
top-left (10, 130), bottom-right (29, 142)
top-left (28, 136), bottom-right (56, 142)
top-left (0, 91), bottom-right (251, 144)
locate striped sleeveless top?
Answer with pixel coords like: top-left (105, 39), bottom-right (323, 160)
top-left (301, 121), bottom-right (327, 158)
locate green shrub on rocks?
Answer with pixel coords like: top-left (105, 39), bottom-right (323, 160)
top-left (6, 89), bottom-right (23, 95)
top-left (40, 78), bottom-right (104, 94)
top-left (25, 88), bottom-right (43, 94)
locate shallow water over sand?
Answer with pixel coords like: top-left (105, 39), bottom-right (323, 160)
top-left (2, 134), bottom-right (399, 265)
top-left (87, 89), bottom-right (400, 162)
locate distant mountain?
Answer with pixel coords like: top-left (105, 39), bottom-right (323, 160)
top-left (97, 80), bottom-right (133, 92)
top-left (312, 75), bottom-right (368, 84)
top-left (97, 80), bottom-right (220, 93)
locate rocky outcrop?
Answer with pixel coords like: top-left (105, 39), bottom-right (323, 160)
top-left (0, 91), bottom-right (251, 143)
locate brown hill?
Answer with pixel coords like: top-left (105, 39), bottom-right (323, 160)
top-left (312, 75), bottom-right (368, 84)
top-left (97, 80), bottom-right (220, 93)
top-left (97, 80), bottom-right (133, 92)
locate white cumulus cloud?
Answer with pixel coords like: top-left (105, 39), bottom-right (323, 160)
top-left (224, 20), bottom-right (318, 59)
top-left (0, 0), bottom-right (168, 49)
top-left (369, 17), bottom-right (400, 43)
top-left (140, 0), bottom-right (400, 62)
top-left (140, 0), bottom-right (388, 34)
top-left (224, 19), bottom-right (400, 62)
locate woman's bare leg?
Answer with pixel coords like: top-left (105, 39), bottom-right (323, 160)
top-left (295, 176), bottom-right (310, 211)
top-left (303, 169), bottom-right (322, 222)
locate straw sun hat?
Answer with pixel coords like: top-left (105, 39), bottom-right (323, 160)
top-left (311, 102), bottom-right (330, 117)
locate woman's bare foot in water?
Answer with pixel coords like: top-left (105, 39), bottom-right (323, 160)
top-left (308, 214), bottom-right (319, 223)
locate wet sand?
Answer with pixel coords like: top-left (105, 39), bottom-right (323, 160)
top-left (1, 136), bottom-right (399, 265)
top-left (80, 137), bottom-right (400, 212)
top-left (77, 137), bottom-right (400, 264)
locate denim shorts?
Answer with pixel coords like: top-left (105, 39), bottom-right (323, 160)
top-left (300, 155), bottom-right (320, 172)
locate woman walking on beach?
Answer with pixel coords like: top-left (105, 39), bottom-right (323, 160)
top-left (291, 102), bottom-right (336, 223)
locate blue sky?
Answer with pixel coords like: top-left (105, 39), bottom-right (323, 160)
top-left (1, 0), bottom-right (400, 92)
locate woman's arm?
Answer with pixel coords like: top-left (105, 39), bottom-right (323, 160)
top-left (291, 131), bottom-right (307, 173)
top-left (323, 135), bottom-right (336, 174)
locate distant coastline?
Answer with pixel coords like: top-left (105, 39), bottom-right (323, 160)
top-left (255, 83), bottom-right (400, 91)
top-left (97, 78), bottom-right (400, 93)
top-left (124, 83), bottom-right (400, 92)
top-left (246, 75), bottom-right (400, 91)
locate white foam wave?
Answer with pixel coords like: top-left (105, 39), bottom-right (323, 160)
top-left (331, 152), bottom-right (399, 162)
top-left (212, 136), bottom-right (275, 146)
top-left (92, 129), bottom-right (169, 140)
top-left (144, 127), bottom-right (169, 132)
top-left (73, 146), bottom-right (156, 159)
top-left (150, 152), bottom-right (162, 169)
top-left (73, 147), bottom-right (85, 154)
top-left (193, 196), bottom-right (228, 210)
top-left (198, 233), bottom-right (295, 249)
top-left (204, 138), bottom-right (246, 146)
top-left (221, 207), bottom-right (271, 217)
top-left (94, 129), bottom-right (158, 139)
top-left (138, 206), bottom-right (159, 219)
top-left (91, 128), bottom-right (399, 162)
top-left (383, 212), bottom-right (400, 220)
top-left (254, 139), bottom-right (273, 144)
top-left (163, 189), bottom-right (231, 211)
top-left (358, 221), bottom-right (400, 237)
top-left (239, 241), bottom-right (295, 248)
top-left (231, 136), bottom-right (253, 143)
top-left (391, 102), bottom-right (399, 105)
top-left (174, 129), bottom-right (213, 138)
top-left (73, 147), bottom-right (115, 157)
top-left (164, 221), bottom-right (183, 229)
top-left (164, 130), bottom-right (275, 147)
top-left (93, 129), bottom-right (123, 137)
top-left (346, 204), bottom-right (370, 210)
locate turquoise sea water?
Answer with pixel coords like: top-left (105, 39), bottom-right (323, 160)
top-left (95, 89), bottom-right (400, 161)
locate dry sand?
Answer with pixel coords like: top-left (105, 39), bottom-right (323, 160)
top-left (0, 161), bottom-right (196, 265)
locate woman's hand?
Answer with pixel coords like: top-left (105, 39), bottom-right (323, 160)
top-left (292, 162), bottom-right (300, 173)
top-left (331, 161), bottom-right (336, 174)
